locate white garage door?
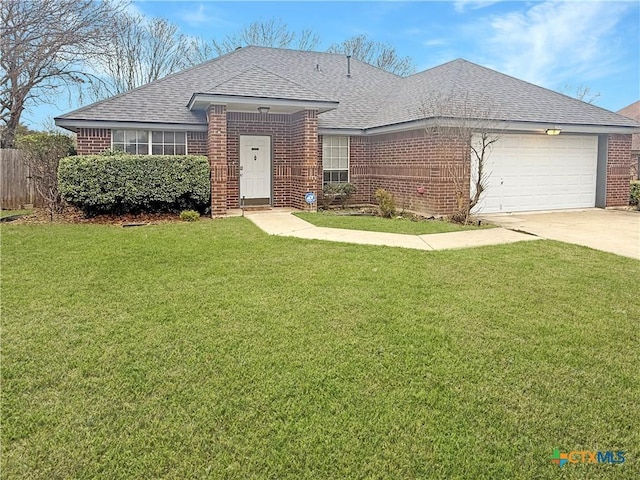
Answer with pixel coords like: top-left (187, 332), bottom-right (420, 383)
top-left (472, 134), bottom-right (598, 214)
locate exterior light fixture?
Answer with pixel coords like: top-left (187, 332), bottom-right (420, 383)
top-left (258, 106), bottom-right (270, 114)
top-left (545, 128), bottom-right (561, 136)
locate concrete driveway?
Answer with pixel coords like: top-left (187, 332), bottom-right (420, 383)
top-left (481, 209), bottom-right (640, 260)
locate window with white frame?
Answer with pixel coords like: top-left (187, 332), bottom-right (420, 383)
top-left (112, 130), bottom-right (187, 155)
top-left (322, 136), bottom-right (349, 184)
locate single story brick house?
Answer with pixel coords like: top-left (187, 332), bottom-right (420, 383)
top-left (55, 46), bottom-right (639, 216)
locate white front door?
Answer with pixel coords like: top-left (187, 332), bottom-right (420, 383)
top-left (240, 135), bottom-right (271, 203)
top-left (472, 134), bottom-right (598, 214)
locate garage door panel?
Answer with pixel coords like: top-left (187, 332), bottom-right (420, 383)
top-left (472, 134), bottom-right (597, 214)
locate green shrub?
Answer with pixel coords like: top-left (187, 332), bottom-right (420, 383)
top-left (58, 155), bottom-right (210, 216)
top-left (180, 210), bottom-right (200, 222)
top-left (321, 182), bottom-right (357, 209)
top-left (374, 188), bottom-right (396, 218)
top-left (630, 180), bottom-right (640, 207)
top-left (321, 183), bottom-right (340, 209)
top-left (338, 182), bottom-right (357, 208)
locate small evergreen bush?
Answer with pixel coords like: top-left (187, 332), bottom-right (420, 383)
top-left (180, 210), bottom-right (200, 222)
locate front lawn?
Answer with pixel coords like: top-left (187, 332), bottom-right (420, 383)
top-left (2, 219), bottom-right (638, 479)
top-left (295, 211), bottom-right (492, 235)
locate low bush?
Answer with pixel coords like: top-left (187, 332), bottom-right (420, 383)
top-left (180, 210), bottom-right (200, 222)
top-left (338, 182), bottom-right (357, 208)
top-left (374, 188), bottom-right (396, 218)
top-left (58, 155), bottom-right (210, 216)
top-left (630, 180), bottom-right (640, 208)
top-left (321, 182), bottom-right (357, 209)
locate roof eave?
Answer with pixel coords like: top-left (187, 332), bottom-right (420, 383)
top-left (364, 118), bottom-right (640, 136)
top-left (54, 118), bottom-right (208, 133)
top-left (187, 93), bottom-right (339, 114)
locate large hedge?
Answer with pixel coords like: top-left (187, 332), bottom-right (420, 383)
top-left (58, 155), bottom-right (210, 215)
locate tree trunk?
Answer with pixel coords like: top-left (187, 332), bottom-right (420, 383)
top-left (3, 101), bottom-right (23, 149)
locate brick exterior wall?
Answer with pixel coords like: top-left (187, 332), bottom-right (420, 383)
top-left (227, 112), bottom-right (290, 209)
top-left (77, 128), bottom-right (111, 154)
top-left (290, 110), bottom-right (320, 211)
top-left (351, 129), bottom-right (469, 215)
top-left (320, 129), bottom-right (470, 215)
top-left (606, 134), bottom-right (633, 206)
top-left (207, 105), bottom-right (228, 216)
top-left (345, 135), bottom-right (371, 205)
top-left (187, 131), bottom-right (207, 155)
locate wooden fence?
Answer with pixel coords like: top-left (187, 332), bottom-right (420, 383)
top-left (0, 149), bottom-right (44, 209)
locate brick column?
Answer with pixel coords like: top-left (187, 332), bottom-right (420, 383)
top-left (291, 109), bottom-right (319, 211)
top-left (606, 134), bottom-right (633, 207)
top-left (207, 105), bottom-right (228, 216)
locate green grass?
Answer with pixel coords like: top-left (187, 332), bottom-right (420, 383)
top-left (295, 211), bottom-right (492, 235)
top-left (2, 219), bottom-right (638, 479)
top-left (0, 209), bottom-right (33, 219)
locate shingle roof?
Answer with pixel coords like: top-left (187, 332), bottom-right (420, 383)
top-left (58, 46), bottom-right (639, 131)
top-left (205, 66), bottom-right (334, 102)
top-left (368, 59), bottom-right (639, 129)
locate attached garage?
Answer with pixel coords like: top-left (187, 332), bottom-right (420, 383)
top-left (473, 134), bottom-right (598, 214)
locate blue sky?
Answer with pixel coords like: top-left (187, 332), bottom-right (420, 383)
top-left (27, 0), bottom-right (639, 129)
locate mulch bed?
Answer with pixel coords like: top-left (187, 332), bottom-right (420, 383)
top-left (8, 208), bottom-right (196, 226)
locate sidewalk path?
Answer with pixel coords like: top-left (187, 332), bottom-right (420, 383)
top-left (243, 210), bottom-right (539, 251)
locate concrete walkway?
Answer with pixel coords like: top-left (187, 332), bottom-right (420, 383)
top-left (242, 209), bottom-right (539, 252)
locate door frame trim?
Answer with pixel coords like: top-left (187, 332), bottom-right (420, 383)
top-left (239, 134), bottom-right (273, 205)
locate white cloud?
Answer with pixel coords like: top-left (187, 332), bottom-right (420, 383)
top-left (454, 0), bottom-right (503, 13)
top-left (423, 38), bottom-right (448, 47)
top-left (180, 3), bottom-right (212, 26)
top-left (483, 1), bottom-right (632, 88)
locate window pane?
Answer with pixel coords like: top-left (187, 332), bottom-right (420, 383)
top-left (164, 131), bottom-right (175, 143)
top-left (125, 144), bottom-right (136, 154)
top-left (339, 136), bottom-right (348, 147)
top-left (175, 132), bottom-right (185, 143)
top-left (152, 131), bottom-right (163, 143)
top-left (339, 170), bottom-right (348, 182)
top-left (113, 143), bottom-right (124, 152)
top-left (152, 144), bottom-right (163, 155)
top-left (164, 145), bottom-right (174, 155)
top-left (137, 130), bottom-right (148, 143)
top-left (324, 171), bottom-right (330, 183)
top-left (175, 145), bottom-right (186, 155)
top-left (138, 143), bottom-right (148, 155)
top-left (113, 130), bottom-right (124, 142)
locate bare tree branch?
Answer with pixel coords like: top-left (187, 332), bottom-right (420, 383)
top-left (421, 93), bottom-right (506, 223)
top-left (90, 12), bottom-right (193, 99)
top-left (0, 0), bottom-right (123, 148)
top-left (561, 83), bottom-right (601, 105)
top-left (328, 34), bottom-right (415, 77)
top-left (209, 18), bottom-right (320, 56)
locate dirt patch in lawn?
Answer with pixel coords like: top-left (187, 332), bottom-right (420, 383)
top-left (9, 207), bottom-right (201, 226)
